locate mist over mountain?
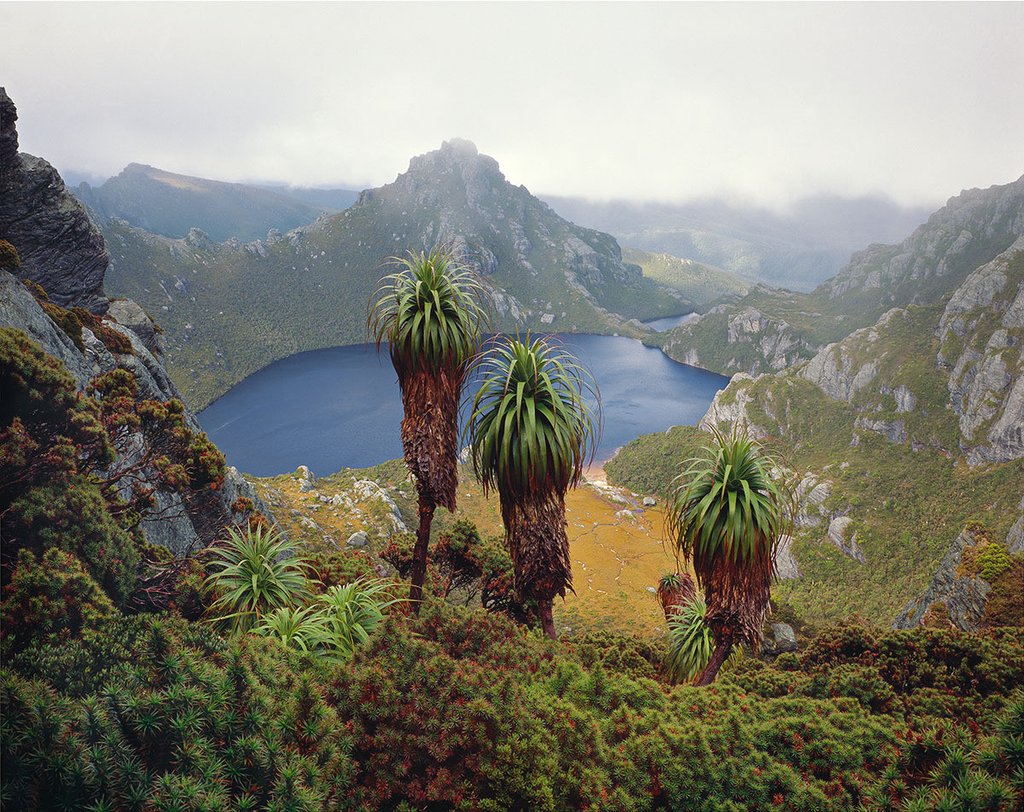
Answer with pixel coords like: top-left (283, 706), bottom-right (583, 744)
top-left (543, 193), bottom-right (933, 291)
top-left (76, 164), bottom-right (337, 243)
top-left (254, 183), bottom-right (360, 213)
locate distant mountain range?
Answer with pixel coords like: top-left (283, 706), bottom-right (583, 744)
top-left (543, 193), bottom-right (933, 291)
top-left (75, 163), bottom-right (360, 243)
top-left (94, 140), bottom-right (685, 408)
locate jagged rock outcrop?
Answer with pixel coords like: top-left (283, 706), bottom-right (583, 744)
top-left (106, 298), bottom-right (165, 357)
top-left (1, 270), bottom-right (265, 556)
top-left (938, 240), bottom-right (1024, 465)
top-left (824, 176), bottom-right (1024, 308)
top-left (800, 317), bottom-right (890, 402)
top-left (893, 527), bottom-right (992, 631)
top-left (661, 299), bottom-right (815, 378)
top-left (0, 90), bottom-right (266, 556)
top-left (773, 536), bottom-right (801, 580)
top-left (826, 516), bottom-right (865, 563)
top-left (698, 373), bottom-right (768, 438)
top-left (0, 88), bottom-right (109, 312)
top-left (726, 306), bottom-right (807, 372)
top-left (1007, 498), bottom-right (1024, 555)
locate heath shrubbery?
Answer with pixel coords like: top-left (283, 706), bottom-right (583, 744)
top-left (3, 597), bottom-right (1022, 811)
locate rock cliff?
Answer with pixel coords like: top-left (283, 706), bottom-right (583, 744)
top-left (0, 89), bottom-right (265, 556)
top-left (0, 88), bottom-right (109, 312)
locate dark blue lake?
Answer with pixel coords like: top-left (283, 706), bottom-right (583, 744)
top-left (643, 312), bottom-right (700, 332)
top-left (197, 335), bottom-right (729, 477)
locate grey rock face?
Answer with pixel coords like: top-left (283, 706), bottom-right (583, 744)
top-left (296, 465), bottom-right (317, 492)
top-left (854, 416), bottom-right (907, 444)
top-left (0, 90), bottom-right (108, 312)
top-left (826, 516), bottom-right (865, 563)
top-left (1005, 515), bottom-right (1024, 556)
top-left (773, 535), bottom-right (801, 580)
top-left (347, 531), bottom-right (369, 549)
top-left (1007, 497), bottom-right (1024, 556)
top-left (0, 271), bottom-right (93, 384)
top-left (894, 385), bottom-right (916, 413)
top-left (801, 327), bottom-right (883, 402)
top-left (2, 274), bottom-right (268, 555)
top-left (893, 527), bottom-right (992, 631)
top-left (107, 298), bottom-right (165, 357)
top-left (938, 239), bottom-right (1024, 465)
top-left (699, 374), bottom-right (767, 439)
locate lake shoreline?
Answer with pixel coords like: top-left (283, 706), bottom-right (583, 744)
top-left (198, 333), bottom-right (731, 478)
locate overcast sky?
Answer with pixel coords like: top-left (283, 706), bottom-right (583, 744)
top-left (3, 2), bottom-right (1022, 209)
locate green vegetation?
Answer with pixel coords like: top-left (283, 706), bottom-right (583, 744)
top-left (608, 397), bottom-right (1023, 628)
top-left (664, 596), bottom-right (713, 683)
top-left (0, 325), bottom-right (232, 615)
top-left (668, 430), bottom-right (792, 683)
top-left (206, 525), bottom-right (313, 633)
top-left (468, 335), bottom-right (599, 639)
top-left (2, 600), bottom-right (1022, 810)
top-left (369, 247), bottom-right (485, 609)
top-left (623, 246), bottom-right (751, 308)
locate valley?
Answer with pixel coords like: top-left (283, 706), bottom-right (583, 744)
top-left (2, 74), bottom-right (1023, 811)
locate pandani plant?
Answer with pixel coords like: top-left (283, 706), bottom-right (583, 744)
top-left (204, 524), bottom-right (312, 633)
top-left (467, 334), bottom-right (599, 639)
top-left (369, 246), bottom-right (486, 612)
top-left (667, 426), bottom-right (793, 685)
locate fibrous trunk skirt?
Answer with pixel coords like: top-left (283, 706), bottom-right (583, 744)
top-left (501, 489), bottom-right (572, 605)
top-left (399, 366), bottom-right (461, 512)
top-left (700, 547), bottom-right (774, 650)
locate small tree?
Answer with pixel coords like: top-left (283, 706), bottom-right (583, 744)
top-left (667, 428), bottom-right (792, 684)
top-left (369, 247), bottom-right (485, 612)
top-left (467, 335), bottom-right (599, 639)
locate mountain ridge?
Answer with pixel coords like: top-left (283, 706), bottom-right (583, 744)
top-left (99, 139), bottom-right (684, 408)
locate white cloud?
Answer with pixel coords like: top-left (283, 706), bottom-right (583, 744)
top-left (2, 1), bottom-right (1021, 208)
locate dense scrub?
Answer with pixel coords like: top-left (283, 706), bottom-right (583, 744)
top-left (2, 588), bottom-right (1022, 810)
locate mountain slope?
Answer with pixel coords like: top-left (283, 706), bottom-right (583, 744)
top-left (544, 193), bottom-right (933, 291)
top-left (77, 163), bottom-right (330, 242)
top-left (622, 247), bottom-right (750, 309)
top-left (102, 140), bottom-right (683, 408)
top-left (607, 188), bottom-right (1024, 630)
top-left (655, 177), bottom-right (1024, 378)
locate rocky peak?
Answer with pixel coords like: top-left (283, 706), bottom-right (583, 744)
top-left (0, 89), bottom-right (109, 312)
top-left (0, 86), bottom-right (17, 169)
top-left (821, 175), bottom-right (1024, 308)
top-left (391, 138), bottom-right (506, 214)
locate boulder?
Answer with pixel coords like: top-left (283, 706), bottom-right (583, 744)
top-left (826, 516), bottom-right (866, 563)
top-left (347, 531), bottom-right (369, 549)
top-left (773, 535), bottom-right (801, 580)
top-left (760, 622), bottom-right (798, 656)
top-left (296, 465), bottom-right (316, 492)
